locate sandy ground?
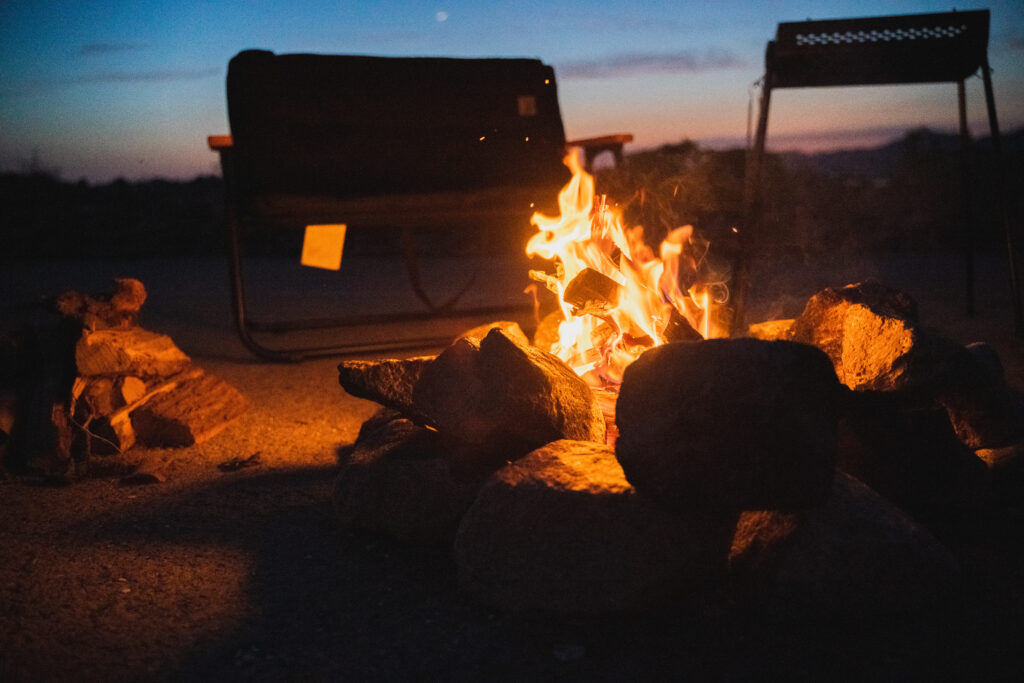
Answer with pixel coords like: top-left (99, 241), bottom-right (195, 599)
top-left (2, 249), bottom-right (1023, 681)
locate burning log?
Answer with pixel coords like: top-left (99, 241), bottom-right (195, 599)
top-left (662, 307), bottom-right (704, 343)
top-left (454, 439), bottom-right (737, 614)
top-left (615, 338), bottom-right (841, 511)
top-left (333, 409), bottom-right (480, 544)
top-left (729, 472), bottom-right (959, 619)
top-left (562, 267), bottom-right (621, 317)
top-left (412, 327), bottom-right (606, 473)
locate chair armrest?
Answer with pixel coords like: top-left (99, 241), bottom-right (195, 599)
top-left (208, 135), bottom-right (234, 151)
top-left (566, 133), bottom-right (633, 169)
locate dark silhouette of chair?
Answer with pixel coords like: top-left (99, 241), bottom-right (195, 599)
top-left (738, 9), bottom-right (1022, 335)
top-left (208, 50), bottom-right (631, 360)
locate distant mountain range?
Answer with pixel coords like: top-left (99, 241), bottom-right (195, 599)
top-left (779, 126), bottom-right (1024, 178)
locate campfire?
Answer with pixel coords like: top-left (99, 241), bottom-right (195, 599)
top-left (336, 152), bottom-right (1024, 617)
top-left (526, 150), bottom-right (724, 386)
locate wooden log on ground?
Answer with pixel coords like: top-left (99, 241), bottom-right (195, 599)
top-left (131, 370), bottom-right (247, 447)
top-left (75, 327), bottom-right (191, 378)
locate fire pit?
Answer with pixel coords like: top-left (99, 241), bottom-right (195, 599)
top-left (335, 154), bottom-right (1024, 616)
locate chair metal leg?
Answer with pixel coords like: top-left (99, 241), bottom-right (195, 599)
top-left (957, 79), bottom-right (976, 317)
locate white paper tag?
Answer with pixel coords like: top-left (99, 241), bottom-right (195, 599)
top-left (300, 224), bottom-right (347, 270)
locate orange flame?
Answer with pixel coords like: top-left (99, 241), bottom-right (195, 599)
top-left (526, 149), bottom-right (723, 385)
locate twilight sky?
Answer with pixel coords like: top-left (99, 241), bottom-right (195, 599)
top-left (2, 0), bottom-right (1022, 183)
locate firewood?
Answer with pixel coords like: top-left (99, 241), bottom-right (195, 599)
top-left (562, 267), bottom-right (620, 317)
top-left (662, 307), bottom-right (704, 343)
top-left (130, 370), bottom-right (247, 447)
top-left (75, 327), bottom-right (191, 378)
top-left (55, 277), bottom-right (147, 330)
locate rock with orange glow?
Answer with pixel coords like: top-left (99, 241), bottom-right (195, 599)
top-left (790, 280), bottom-right (961, 392)
top-left (333, 412), bottom-right (479, 545)
top-left (790, 280), bottom-right (918, 365)
top-left (729, 472), bottom-right (958, 619)
top-left (937, 342), bottom-right (1024, 449)
top-left (338, 356), bottom-right (435, 417)
top-left (454, 439), bottom-right (736, 614)
top-left (456, 321), bottom-right (530, 347)
top-left (615, 338), bottom-right (841, 511)
top-left (412, 328), bottom-right (606, 473)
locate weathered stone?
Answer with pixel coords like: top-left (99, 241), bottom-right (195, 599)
top-left (337, 356), bottom-right (434, 417)
top-left (412, 328), bottom-right (605, 473)
top-left (729, 472), bottom-right (959, 619)
top-left (976, 441), bottom-right (1024, 470)
top-left (334, 414), bottom-right (480, 544)
top-left (838, 394), bottom-right (991, 518)
top-left (937, 342), bottom-right (1024, 449)
top-left (457, 320), bottom-right (530, 347)
top-left (839, 304), bottom-right (962, 392)
top-left (75, 327), bottom-right (191, 378)
top-left (790, 281), bottom-right (960, 392)
top-left (454, 440), bottom-right (737, 614)
top-left (790, 280), bottom-right (918, 363)
top-left (746, 318), bottom-right (794, 341)
top-left (532, 310), bottom-right (563, 352)
top-left (615, 339), bottom-right (841, 511)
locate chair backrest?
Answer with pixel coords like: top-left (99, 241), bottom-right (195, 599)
top-left (766, 9), bottom-right (989, 89)
top-left (226, 50), bottom-right (570, 197)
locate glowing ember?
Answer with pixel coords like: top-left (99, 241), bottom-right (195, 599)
top-left (526, 149), bottom-right (725, 386)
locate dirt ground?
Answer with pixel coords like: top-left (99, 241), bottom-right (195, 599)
top-left (2, 250), bottom-right (1024, 681)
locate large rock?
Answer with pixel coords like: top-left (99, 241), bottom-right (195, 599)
top-left (837, 393), bottom-right (991, 518)
top-left (790, 281), bottom-right (959, 392)
top-left (333, 412), bottom-right (480, 544)
top-left (729, 472), bottom-right (959, 619)
top-left (412, 328), bottom-right (605, 473)
top-left (615, 339), bottom-right (841, 511)
top-left (456, 320), bottom-right (530, 347)
top-left (454, 440), bottom-right (737, 614)
top-left (337, 356), bottom-right (434, 418)
top-left (937, 342), bottom-right (1024, 449)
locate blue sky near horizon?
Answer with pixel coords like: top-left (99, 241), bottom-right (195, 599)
top-left (1, 0), bottom-right (1022, 183)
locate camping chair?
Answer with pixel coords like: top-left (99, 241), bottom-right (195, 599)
top-left (737, 9), bottom-right (1022, 336)
top-left (209, 50), bottom-right (631, 360)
